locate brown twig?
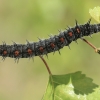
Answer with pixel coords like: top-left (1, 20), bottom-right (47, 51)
top-left (81, 38), bottom-right (100, 54)
top-left (81, 38), bottom-right (96, 49)
top-left (39, 56), bottom-right (54, 96)
top-left (39, 56), bottom-right (52, 75)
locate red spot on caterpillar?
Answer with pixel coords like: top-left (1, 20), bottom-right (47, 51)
top-left (39, 47), bottom-right (44, 52)
top-left (50, 43), bottom-right (55, 48)
top-left (59, 37), bottom-right (64, 42)
top-left (3, 50), bottom-right (7, 55)
top-left (14, 50), bottom-right (20, 56)
top-left (76, 28), bottom-right (80, 33)
top-left (68, 32), bottom-right (73, 37)
top-left (27, 49), bottom-right (33, 55)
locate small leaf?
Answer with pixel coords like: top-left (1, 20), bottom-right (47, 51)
top-left (89, 6), bottom-right (100, 22)
top-left (42, 71), bottom-right (98, 100)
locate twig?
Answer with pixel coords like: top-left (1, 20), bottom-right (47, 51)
top-left (81, 38), bottom-right (100, 54)
top-left (39, 56), bottom-right (54, 98)
top-left (39, 56), bottom-right (52, 75)
top-left (81, 38), bottom-right (96, 49)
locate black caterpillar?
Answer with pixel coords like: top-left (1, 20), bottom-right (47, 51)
top-left (0, 19), bottom-right (100, 60)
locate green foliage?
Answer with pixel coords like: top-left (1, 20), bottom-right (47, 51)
top-left (42, 71), bottom-right (98, 100)
top-left (89, 6), bottom-right (100, 22)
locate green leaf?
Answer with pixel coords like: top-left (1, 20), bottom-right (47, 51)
top-left (42, 71), bottom-right (98, 100)
top-left (89, 6), bottom-right (100, 22)
top-left (54, 79), bottom-right (87, 100)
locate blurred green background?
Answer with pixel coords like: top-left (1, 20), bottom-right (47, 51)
top-left (0, 0), bottom-right (100, 100)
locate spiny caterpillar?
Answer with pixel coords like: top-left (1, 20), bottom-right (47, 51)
top-left (0, 19), bottom-right (100, 61)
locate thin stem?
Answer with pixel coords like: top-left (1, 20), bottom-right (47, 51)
top-left (39, 56), bottom-right (54, 98)
top-left (81, 38), bottom-right (100, 54)
top-left (81, 38), bottom-right (96, 49)
top-left (39, 56), bottom-right (52, 75)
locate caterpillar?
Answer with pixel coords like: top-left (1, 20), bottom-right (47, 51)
top-left (0, 19), bottom-right (100, 61)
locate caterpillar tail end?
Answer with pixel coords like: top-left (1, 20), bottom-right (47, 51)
top-left (95, 48), bottom-right (100, 54)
